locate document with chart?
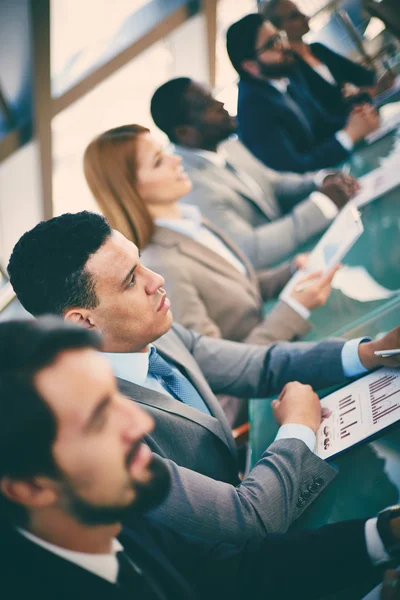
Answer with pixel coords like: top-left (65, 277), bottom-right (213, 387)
top-left (316, 368), bottom-right (400, 460)
top-left (280, 205), bottom-right (363, 299)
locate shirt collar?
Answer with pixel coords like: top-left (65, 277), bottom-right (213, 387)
top-left (174, 144), bottom-right (227, 169)
top-left (18, 528), bottom-right (123, 584)
top-left (104, 347), bottom-right (151, 385)
top-left (268, 77), bottom-right (290, 94)
top-left (155, 204), bottom-right (203, 235)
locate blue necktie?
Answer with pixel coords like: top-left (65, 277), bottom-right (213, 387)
top-left (148, 348), bottom-right (211, 415)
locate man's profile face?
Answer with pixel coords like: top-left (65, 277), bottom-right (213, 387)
top-left (253, 21), bottom-right (296, 78)
top-left (35, 347), bottom-right (170, 524)
top-left (84, 230), bottom-right (173, 353)
top-left (183, 82), bottom-right (237, 145)
top-left (272, 0), bottom-right (310, 40)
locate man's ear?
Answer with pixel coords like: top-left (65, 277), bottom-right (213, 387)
top-left (1, 476), bottom-right (58, 510)
top-left (64, 309), bottom-right (97, 330)
top-left (174, 125), bottom-right (199, 146)
top-left (241, 59), bottom-right (260, 78)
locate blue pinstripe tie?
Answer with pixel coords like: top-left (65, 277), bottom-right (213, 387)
top-left (148, 347), bottom-right (211, 415)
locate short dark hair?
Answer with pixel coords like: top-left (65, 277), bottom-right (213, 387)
top-left (262, 0), bottom-right (282, 28)
top-left (8, 211), bottom-right (112, 317)
top-left (226, 13), bottom-right (263, 77)
top-left (0, 317), bottom-right (101, 526)
top-left (150, 77), bottom-right (192, 142)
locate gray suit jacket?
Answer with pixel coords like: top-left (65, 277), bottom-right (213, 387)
top-left (142, 223), bottom-right (311, 345)
top-left (177, 138), bottom-right (333, 269)
top-left (118, 323), bottom-right (347, 544)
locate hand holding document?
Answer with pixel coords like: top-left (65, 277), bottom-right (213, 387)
top-left (316, 368), bottom-right (400, 460)
top-left (280, 205), bottom-right (364, 300)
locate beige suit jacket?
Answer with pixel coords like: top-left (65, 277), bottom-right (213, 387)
top-left (142, 221), bottom-right (311, 346)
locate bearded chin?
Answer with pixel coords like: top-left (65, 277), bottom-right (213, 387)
top-left (259, 61), bottom-right (295, 78)
top-left (62, 455), bottom-right (171, 526)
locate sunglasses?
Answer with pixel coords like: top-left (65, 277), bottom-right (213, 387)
top-left (255, 30), bottom-right (289, 56)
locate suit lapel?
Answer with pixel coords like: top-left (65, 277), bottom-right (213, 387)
top-left (177, 145), bottom-right (276, 220)
top-left (117, 377), bottom-right (234, 451)
top-left (155, 328), bottom-right (237, 453)
top-left (151, 226), bottom-right (260, 303)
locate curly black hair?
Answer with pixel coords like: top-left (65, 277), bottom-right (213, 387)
top-left (8, 211), bottom-right (112, 316)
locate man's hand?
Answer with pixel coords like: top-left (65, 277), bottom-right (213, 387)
top-left (344, 103), bottom-right (380, 143)
top-left (381, 570), bottom-right (400, 599)
top-left (271, 381), bottom-right (322, 433)
top-left (290, 266), bottom-right (340, 311)
top-left (322, 172), bottom-right (360, 196)
top-left (358, 326), bottom-right (400, 370)
top-left (320, 174), bottom-right (359, 209)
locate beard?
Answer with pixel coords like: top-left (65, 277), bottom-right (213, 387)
top-left (61, 454), bottom-right (171, 526)
top-left (257, 51), bottom-right (297, 78)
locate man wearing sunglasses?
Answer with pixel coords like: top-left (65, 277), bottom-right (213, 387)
top-left (226, 13), bottom-right (380, 173)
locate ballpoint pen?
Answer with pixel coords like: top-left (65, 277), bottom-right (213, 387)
top-left (373, 349), bottom-right (400, 358)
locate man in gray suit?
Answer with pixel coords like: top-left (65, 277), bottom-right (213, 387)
top-left (8, 212), bottom-right (400, 545)
top-left (150, 78), bottom-right (359, 269)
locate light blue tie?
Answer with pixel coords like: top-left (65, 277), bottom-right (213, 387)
top-left (148, 347), bottom-right (211, 415)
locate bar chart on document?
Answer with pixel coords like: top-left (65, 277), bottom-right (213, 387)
top-left (317, 369), bottom-right (400, 459)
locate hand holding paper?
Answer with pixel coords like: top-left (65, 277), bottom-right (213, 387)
top-left (316, 367), bottom-right (400, 460)
top-left (291, 266), bottom-right (341, 309)
top-left (271, 381), bottom-right (322, 433)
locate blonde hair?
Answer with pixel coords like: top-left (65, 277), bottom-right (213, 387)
top-left (83, 124), bottom-right (155, 249)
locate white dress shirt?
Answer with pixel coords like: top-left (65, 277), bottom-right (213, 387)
top-left (268, 77), bottom-right (354, 153)
top-left (155, 205), bottom-right (247, 275)
top-left (312, 63), bottom-right (336, 85)
top-left (17, 516), bottom-right (390, 583)
top-left (19, 528), bottom-right (123, 583)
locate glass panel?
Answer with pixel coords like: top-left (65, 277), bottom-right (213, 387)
top-left (51, 0), bottom-right (192, 97)
top-left (215, 0), bottom-right (257, 114)
top-left (52, 13), bottom-right (208, 215)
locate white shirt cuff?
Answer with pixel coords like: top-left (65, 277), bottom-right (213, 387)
top-left (309, 191), bottom-right (339, 219)
top-left (280, 295), bottom-right (311, 320)
top-left (313, 170), bottom-right (332, 187)
top-left (341, 337), bottom-right (371, 378)
top-left (365, 517), bottom-right (391, 566)
top-left (335, 130), bottom-right (354, 152)
top-left (275, 423), bottom-right (316, 452)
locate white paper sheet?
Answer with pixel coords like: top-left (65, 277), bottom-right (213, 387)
top-left (366, 101), bottom-right (400, 144)
top-left (316, 368), bottom-right (400, 460)
top-left (280, 205), bottom-right (363, 298)
top-left (332, 265), bottom-right (399, 302)
top-left (350, 164), bottom-right (400, 208)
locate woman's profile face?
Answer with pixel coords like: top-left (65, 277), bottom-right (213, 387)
top-left (135, 133), bottom-right (192, 205)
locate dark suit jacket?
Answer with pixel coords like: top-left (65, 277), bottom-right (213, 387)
top-left (237, 74), bottom-right (350, 172)
top-left (115, 324), bottom-right (349, 543)
top-left (297, 43), bottom-right (376, 117)
top-left (2, 520), bottom-right (380, 599)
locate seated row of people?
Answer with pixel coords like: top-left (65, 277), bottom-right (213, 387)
top-left (1, 285), bottom-right (400, 598)
top-left (7, 210), bottom-right (400, 546)
top-left (227, 12), bottom-right (382, 172)
top-left (2, 8), bottom-right (399, 597)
